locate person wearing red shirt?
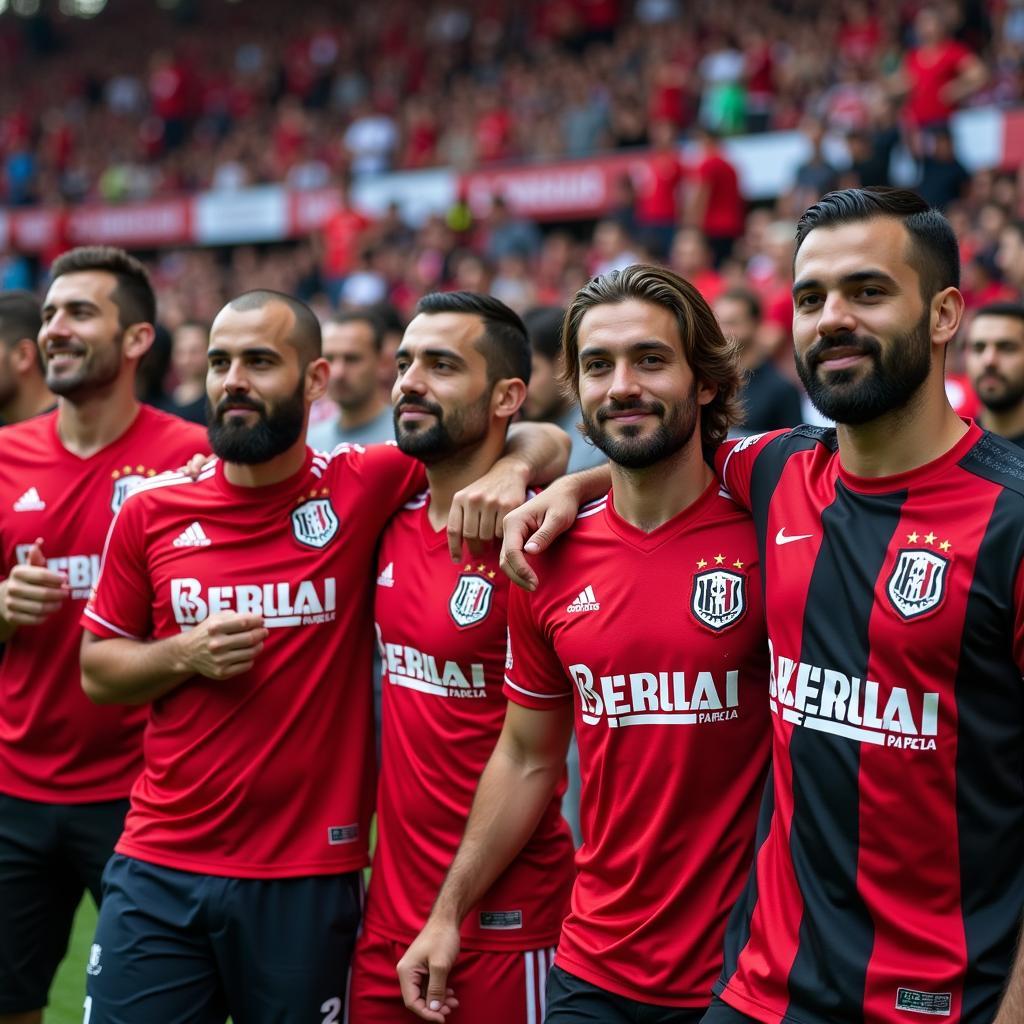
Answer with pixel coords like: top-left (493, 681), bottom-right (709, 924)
top-left (0, 247), bottom-right (207, 1024)
top-left (637, 120), bottom-right (686, 260)
top-left (349, 292), bottom-right (575, 1023)
top-left (503, 189), bottom-right (1024, 1024)
top-left (78, 290), bottom-right (567, 1023)
top-left (318, 174), bottom-right (374, 307)
top-left (686, 126), bottom-right (745, 267)
top-left (397, 265), bottom-right (769, 1024)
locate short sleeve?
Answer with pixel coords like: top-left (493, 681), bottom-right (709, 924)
top-left (333, 441), bottom-right (426, 523)
top-left (503, 585), bottom-right (573, 710)
top-left (714, 430), bottom-right (788, 512)
top-left (81, 496), bottom-right (154, 641)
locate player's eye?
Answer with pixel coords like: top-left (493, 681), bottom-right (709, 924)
top-left (796, 294), bottom-right (822, 308)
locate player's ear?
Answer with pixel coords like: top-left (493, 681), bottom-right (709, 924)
top-left (931, 286), bottom-right (964, 352)
top-left (305, 356), bottom-right (329, 403)
top-left (697, 377), bottom-right (718, 407)
top-left (492, 377), bottom-right (527, 421)
top-left (123, 323), bottom-right (155, 363)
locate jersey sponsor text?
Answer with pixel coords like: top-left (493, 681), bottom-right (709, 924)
top-left (170, 576), bottom-right (337, 629)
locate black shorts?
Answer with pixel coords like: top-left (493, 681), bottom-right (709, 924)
top-left (545, 964), bottom-right (708, 1024)
top-left (699, 995), bottom-right (760, 1023)
top-left (0, 792), bottom-right (128, 1014)
top-left (86, 854), bottom-right (363, 1024)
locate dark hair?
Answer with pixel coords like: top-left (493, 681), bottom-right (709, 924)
top-left (414, 290), bottom-right (531, 386)
top-left (0, 290), bottom-right (43, 370)
top-left (50, 245), bottom-right (156, 328)
top-left (794, 187), bottom-right (960, 298)
top-left (972, 301), bottom-right (1024, 328)
top-left (365, 301), bottom-right (406, 337)
top-left (560, 264), bottom-right (743, 448)
top-left (227, 289), bottom-right (322, 365)
top-left (522, 306), bottom-right (566, 362)
top-left (328, 310), bottom-right (385, 353)
top-left (1005, 220), bottom-right (1024, 243)
top-left (718, 287), bottom-right (762, 322)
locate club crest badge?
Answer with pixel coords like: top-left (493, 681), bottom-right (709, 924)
top-left (449, 574), bottom-right (494, 629)
top-left (691, 568), bottom-right (746, 632)
top-left (887, 549), bottom-right (949, 620)
top-left (110, 475), bottom-right (147, 514)
top-left (291, 498), bottom-right (339, 549)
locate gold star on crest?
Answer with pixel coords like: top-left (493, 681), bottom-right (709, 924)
top-left (939, 539), bottom-right (951, 552)
top-left (320, 488), bottom-right (329, 496)
top-left (907, 531), bottom-right (919, 543)
top-left (476, 563), bottom-right (486, 573)
top-left (733, 559), bottom-right (744, 569)
top-left (697, 558), bottom-right (708, 569)
top-left (924, 531), bottom-right (937, 545)
top-left (714, 554), bottom-right (725, 565)
top-left (488, 570), bottom-right (496, 579)
top-left (464, 563), bottom-right (472, 572)
top-left (111, 469), bottom-right (120, 479)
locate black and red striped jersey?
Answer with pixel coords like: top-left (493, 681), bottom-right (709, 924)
top-left (713, 421), bottom-right (1024, 1024)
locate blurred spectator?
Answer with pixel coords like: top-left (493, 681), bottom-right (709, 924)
top-left (714, 288), bottom-right (803, 436)
top-left (481, 194), bottom-right (542, 265)
top-left (669, 226), bottom-right (725, 304)
top-left (792, 118), bottom-right (839, 211)
top-left (307, 311), bottom-right (394, 450)
top-left (915, 126), bottom-right (970, 210)
top-left (685, 124), bottom-right (744, 265)
top-left (997, 221), bottom-right (1024, 297)
top-left (635, 119), bottom-right (685, 260)
top-left (317, 174), bottom-right (375, 306)
top-left (343, 99), bottom-right (399, 176)
top-left (0, 290), bottom-right (53, 425)
top-left (521, 305), bottom-right (606, 474)
top-left (591, 219), bottom-right (641, 275)
top-left (162, 321), bottom-right (210, 425)
top-left (964, 302), bottom-right (1024, 445)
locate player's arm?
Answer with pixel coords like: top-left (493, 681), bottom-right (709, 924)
top-left (0, 537), bottom-right (69, 642)
top-left (499, 464), bottom-right (612, 590)
top-left (447, 420), bottom-right (571, 558)
top-left (80, 614), bottom-right (267, 704)
top-left (397, 700), bottom-right (574, 1021)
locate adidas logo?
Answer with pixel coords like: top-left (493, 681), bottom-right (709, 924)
top-left (13, 487), bottom-right (45, 511)
top-left (377, 562), bottom-right (395, 588)
top-left (566, 585), bottom-right (600, 613)
top-left (172, 522), bottom-right (211, 548)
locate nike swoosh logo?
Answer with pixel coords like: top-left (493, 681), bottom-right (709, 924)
top-left (776, 528), bottom-right (814, 545)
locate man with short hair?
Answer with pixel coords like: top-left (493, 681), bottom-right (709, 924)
top-left (713, 288), bottom-right (802, 435)
top-left (398, 266), bottom-right (770, 1024)
top-left (964, 302), bottom-right (1024, 446)
top-left (522, 306), bottom-right (607, 475)
top-left (307, 311), bottom-right (394, 450)
top-left (504, 188), bottom-right (1024, 1024)
top-left (163, 320), bottom-right (209, 424)
top-left (349, 292), bottom-right (575, 1022)
top-left (0, 290), bottom-right (53, 425)
top-left (0, 247), bottom-right (207, 1024)
top-left (996, 221), bottom-right (1024, 298)
top-left (78, 289), bottom-right (567, 1023)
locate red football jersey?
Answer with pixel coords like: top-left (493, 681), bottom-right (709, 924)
top-left (714, 424), bottom-right (1024, 1024)
top-left (0, 406), bottom-right (207, 803)
top-left (365, 493), bottom-right (575, 951)
top-left (504, 483), bottom-right (770, 1006)
top-left (82, 444), bottom-right (424, 878)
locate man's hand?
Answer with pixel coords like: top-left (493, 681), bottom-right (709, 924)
top-left (500, 488), bottom-right (585, 591)
top-left (397, 920), bottom-right (462, 1021)
top-left (447, 457), bottom-right (530, 561)
top-left (180, 612), bottom-right (268, 679)
top-left (0, 538), bottom-right (68, 627)
top-left (179, 452), bottom-right (212, 480)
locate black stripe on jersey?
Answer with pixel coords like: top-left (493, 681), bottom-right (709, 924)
top-left (953, 452), bottom-right (1024, 1023)
top-left (717, 770), bottom-right (776, 988)
top-left (784, 481), bottom-right (906, 1023)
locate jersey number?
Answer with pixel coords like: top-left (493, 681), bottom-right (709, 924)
top-left (321, 996), bottom-right (342, 1024)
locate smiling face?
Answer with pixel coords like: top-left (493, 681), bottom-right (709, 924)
top-left (206, 301), bottom-right (312, 464)
top-left (576, 298), bottom-right (714, 469)
top-left (791, 217), bottom-right (937, 425)
top-left (391, 311), bottom-right (495, 464)
top-left (39, 270), bottom-right (127, 399)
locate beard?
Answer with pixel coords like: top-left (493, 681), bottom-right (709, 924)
top-left (795, 309), bottom-right (932, 425)
top-left (45, 333), bottom-right (123, 399)
top-left (974, 373), bottom-right (1024, 414)
top-left (207, 381), bottom-right (306, 464)
top-left (393, 392), bottom-right (490, 463)
top-left (581, 383), bottom-right (699, 470)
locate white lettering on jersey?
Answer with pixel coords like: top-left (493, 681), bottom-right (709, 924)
top-left (567, 663), bottom-right (740, 728)
top-left (170, 577), bottom-right (337, 629)
top-left (381, 638), bottom-right (486, 700)
top-left (768, 639), bottom-right (940, 751)
top-left (15, 546), bottom-right (100, 600)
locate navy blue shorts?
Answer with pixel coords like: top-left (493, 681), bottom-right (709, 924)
top-left (0, 793), bottom-right (127, 1014)
top-left (85, 854), bottom-right (363, 1024)
top-left (545, 964), bottom-right (708, 1024)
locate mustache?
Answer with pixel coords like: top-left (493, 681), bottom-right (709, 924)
top-left (805, 331), bottom-right (882, 367)
top-left (395, 396), bottom-right (444, 417)
top-left (215, 395), bottom-right (267, 419)
top-left (595, 398), bottom-right (665, 422)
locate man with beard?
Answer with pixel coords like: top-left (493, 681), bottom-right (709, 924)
top-left (502, 189), bottom-right (1024, 1024)
top-left (0, 290), bottom-right (53, 426)
top-left (0, 247), bottom-right (206, 1024)
top-left (398, 266), bottom-right (770, 1023)
top-left (77, 289), bottom-right (568, 1023)
top-left (964, 302), bottom-right (1024, 447)
top-left (349, 292), bottom-right (576, 1023)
